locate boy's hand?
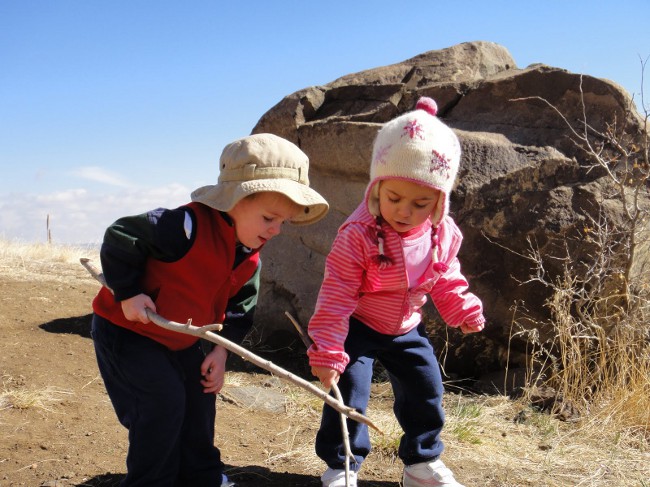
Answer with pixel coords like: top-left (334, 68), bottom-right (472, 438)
top-left (311, 366), bottom-right (340, 389)
top-left (120, 294), bottom-right (156, 323)
top-left (200, 345), bottom-right (228, 394)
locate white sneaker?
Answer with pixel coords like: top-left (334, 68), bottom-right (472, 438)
top-left (221, 473), bottom-right (235, 487)
top-left (402, 459), bottom-right (465, 487)
top-left (321, 467), bottom-right (358, 487)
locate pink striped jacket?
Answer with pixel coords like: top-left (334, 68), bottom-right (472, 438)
top-left (307, 203), bottom-right (485, 373)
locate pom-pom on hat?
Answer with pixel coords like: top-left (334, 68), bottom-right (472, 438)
top-left (191, 133), bottom-right (329, 225)
top-left (366, 97), bottom-right (461, 227)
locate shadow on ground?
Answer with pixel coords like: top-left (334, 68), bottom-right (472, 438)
top-left (40, 314), bottom-right (93, 338)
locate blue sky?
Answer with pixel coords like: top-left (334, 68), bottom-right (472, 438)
top-left (1, 1), bottom-right (648, 244)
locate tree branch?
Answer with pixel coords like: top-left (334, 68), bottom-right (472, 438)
top-left (80, 258), bottom-right (380, 433)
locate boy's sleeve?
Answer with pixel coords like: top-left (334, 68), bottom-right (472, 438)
top-left (219, 263), bottom-right (261, 344)
top-left (100, 207), bottom-right (193, 301)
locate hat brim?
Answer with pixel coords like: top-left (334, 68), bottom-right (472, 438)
top-left (191, 178), bottom-right (329, 226)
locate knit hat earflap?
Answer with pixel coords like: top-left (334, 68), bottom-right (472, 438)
top-left (366, 97), bottom-right (461, 228)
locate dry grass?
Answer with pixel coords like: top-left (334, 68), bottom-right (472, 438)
top-left (253, 378), bottom-right (650, 485)
top-left (239, 368), bottom-right (650, 486)
top-left (447, 394), bottom-right (649, 486)
top-left (0, 237), bottom-right (99, 283)
top-left (0, 237), bottom-right (97, 263)
top-left (514, 238), bottom-right (650, 443)
top-left (0, 375), bottom-right (72, 412)
top-left (504, 287), bottom-right (650, 485)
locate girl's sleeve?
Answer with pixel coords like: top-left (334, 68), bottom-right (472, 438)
top-left (100, 207), bottom-right (193, 301)
top-left (307, 226), bottom-right (367, 373)
top-left (429, 218), bottom-right (485, 331)
top-left (429, 257), bottom-right (485, 331)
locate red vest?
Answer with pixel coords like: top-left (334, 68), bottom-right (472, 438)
top-left (92, 202), bottom-right (260, 350)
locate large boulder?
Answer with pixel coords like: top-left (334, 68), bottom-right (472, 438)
top-left (249, 41), bottom-right (649, 377)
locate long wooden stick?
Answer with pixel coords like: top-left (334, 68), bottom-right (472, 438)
top-left (80, 258), bottom-right (380, 432)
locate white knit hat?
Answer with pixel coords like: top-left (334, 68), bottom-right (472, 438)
top-left (191, 133), bottom-right (329, 225)
top-left (366, 97), bottom-right (461, 227)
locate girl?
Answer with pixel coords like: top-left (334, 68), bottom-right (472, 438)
top-left (307, 98), bottom-right (485, 487)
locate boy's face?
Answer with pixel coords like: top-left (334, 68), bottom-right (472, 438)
top-left (228, 192), bottom-right (302, 249)
top-left (378, 179), bottom-right (441, 233)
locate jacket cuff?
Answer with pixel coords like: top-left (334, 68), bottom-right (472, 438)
top-left (307, 347), bottom-right (349, 374)
top-left (463, 315), bottom-right (486, 331)
top-left (112, 285), bottom-right (143, 302)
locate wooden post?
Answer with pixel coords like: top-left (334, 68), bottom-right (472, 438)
top-left (46, 214), bottom-right (52, 244)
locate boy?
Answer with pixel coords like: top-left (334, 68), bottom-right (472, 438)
top-left (91, 133), bottom-right (328, 487)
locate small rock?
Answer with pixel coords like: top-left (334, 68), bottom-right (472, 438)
top-left (513, 410), bottom-right (530, 424)
top-left (262, 377), bottom-right (283, 388)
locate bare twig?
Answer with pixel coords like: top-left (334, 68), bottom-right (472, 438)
top-left (80, 258), bottom-right (380, 432)
top-left (285, 311), bottom-right (359, 485)
top-left (80, 257), bottom-right (107, 287)
top-left (508, 76), bottom-right (650, 423)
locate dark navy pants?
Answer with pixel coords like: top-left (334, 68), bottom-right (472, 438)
top-left (91, 314), bottom-right (223, 487)
top-left (316, 318), bottom-right (445, 470)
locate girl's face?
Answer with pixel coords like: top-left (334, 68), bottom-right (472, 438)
top-left (228, 192), bottom-right (301, 249)
top-left (378, 179), bottom-right (441, 233)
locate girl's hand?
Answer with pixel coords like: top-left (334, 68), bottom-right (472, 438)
top-left (120, 294), bottom-right (156, 323)
top-left (311, 366), bottom-right (340, 389)
top-left (460, 321), bottom-right (485, 334)
top-left (200, 346), bottom-right (228, 394)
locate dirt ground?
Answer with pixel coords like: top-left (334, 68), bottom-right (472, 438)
top-left (0, 258), bottom-right (412, 487)
top-left (2, 255), bottom-right (649, 487)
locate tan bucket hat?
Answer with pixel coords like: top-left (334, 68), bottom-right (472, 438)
top-left (191, 133), bottom-right (329, 225)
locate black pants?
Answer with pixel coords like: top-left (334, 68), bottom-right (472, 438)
top-left (316, 319), bottom-right (445, 470)
top-left (91, 314), bottom-right (223, 486)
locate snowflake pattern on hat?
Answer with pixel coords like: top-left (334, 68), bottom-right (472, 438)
top-left (430, 148), bottom-right (452, 179)
top-left (402, 119), bottom-right (424, 140)
top-left (374, 144), bottom-right (392, 165)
